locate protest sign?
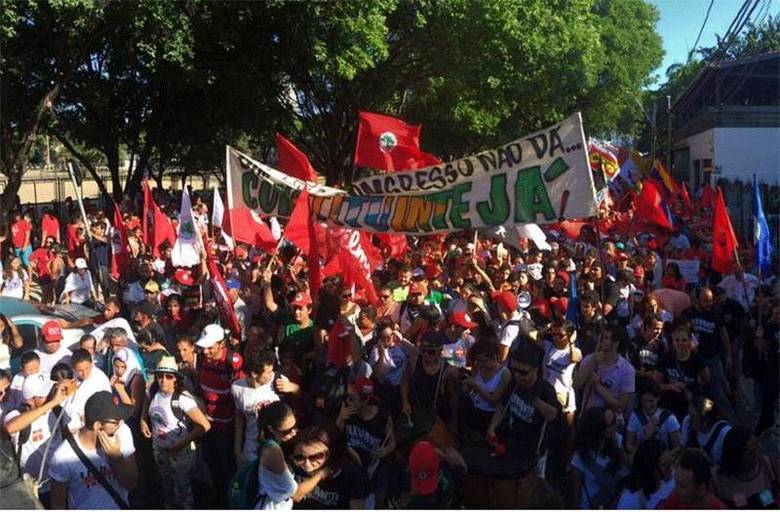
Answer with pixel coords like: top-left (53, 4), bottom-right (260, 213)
top-left (667, 259), bottom-right (700, 284)
top-left (227, 112), bottom-right (597, 234)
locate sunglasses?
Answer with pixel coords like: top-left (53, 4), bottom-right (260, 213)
top-left (341, 293), bottom-right (353, 298)
top-left (156, 373), bottom-right (176, 381)
top-left (274, 423), bottom-right (297, 436)
top-left (292, 450), bottom-right (328, 464)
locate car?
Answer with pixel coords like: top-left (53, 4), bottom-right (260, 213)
top-left (1, 297), bottom-right (137, 374)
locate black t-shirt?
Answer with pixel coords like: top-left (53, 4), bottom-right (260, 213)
top-left (344, 408), bottom-right (389, 468)
top-left (293, 462), bottom-right (368, 509)
top-left (628, 335), bottom-right (665, 373)
top-left (501, 379), bottom-right (560, 455)
top-left (687, 307), bottom-right (724, 360)
top-left (659, 353), bottom-right (706, 418)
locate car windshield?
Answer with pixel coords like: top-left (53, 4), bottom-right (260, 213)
top-left (35, 303), bottom-right (99, 321)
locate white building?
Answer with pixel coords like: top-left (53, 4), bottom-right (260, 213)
top-left (671, 52), bottom-right (780, 189)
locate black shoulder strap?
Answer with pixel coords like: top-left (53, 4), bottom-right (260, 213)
top-left (703, 421), bottom-right (728, 456)
top-left (65, 433), bottom-right (129, 509)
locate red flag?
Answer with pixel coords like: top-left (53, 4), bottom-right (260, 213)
top-left (206, 254), bottom-right (243, 339)
top-left (711, 188), bottom-right (739, 274)
top-left (276, 133), bottom-right (318, 182)
top-left (354, 111), bottom-right (428, 171)
top-left (374, 233), bottom-right (408, 259)
top-left (284, 189), bottom-right (314, 254)
top-left (700, 184), bottom-right (717, 211)
top-left (322, 228), bottom-right (378, 304)
top-left (142, 180), bottom-right (151, 245)
top-left (634, 180), bottom-right (673, 230)
top-left (110, 204), bottom-right (129, 280)
top-left (554, 220), bottom-right (588, 239)
top-left (679, 181), bottom-right (693, 214)
top-left (222, 207), bottom-right (276, 252)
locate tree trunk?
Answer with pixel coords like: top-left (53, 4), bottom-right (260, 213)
top-left (51, 130), bottom-right (113, 204)
top-left (105, 145), bottom-right (122, 202)
top-left (0, 83), bottom-right (62, 228)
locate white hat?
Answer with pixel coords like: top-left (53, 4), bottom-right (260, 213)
top-left (75, 258), bottom-right (88, 269)
top-left (411, 267), bottom-right (426, 278)
top-left (22, 373), bottom-right (53, 400)
top-left (196, 324), bottom-right (226, 348)
top-left (152, 259), bottom-right (166, 274)
top-left (517, 292), bottom-right (532, 309)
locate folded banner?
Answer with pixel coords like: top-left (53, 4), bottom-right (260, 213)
top-left (227, 112), bottom-right (596, 234)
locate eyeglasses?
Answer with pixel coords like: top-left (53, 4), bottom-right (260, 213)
top-left (292, 450), bottom-right (328, 464)
top-left (156, 373), bottom-right (176, 381)
top-left (341, 293), bottom-right (353, 299)
top-left (274, 423), bottom-right (297, 436)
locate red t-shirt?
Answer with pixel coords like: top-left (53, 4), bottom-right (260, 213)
top-left (11, 219), bottom-right (31, 248)
top-left (42, 214), bottom-right (60, 241)
top-left (659, 491), bottom-right (727, 509)
top-left (66, 224), bottom-right (79, 253)
top-left (196, 348), bottom-right (244, 431)
top-left (29, 248), bottom-right (53, 279)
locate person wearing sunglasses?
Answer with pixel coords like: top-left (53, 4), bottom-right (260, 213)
top-left (485, 342), bottom-right (559, 479)
top-left (290, 426), bottom-right (368, 509)
top-left (338, 285), bottom-right (361, 326)
top-left (141, 356), bottom-right (210, 509)
top-left (374, 285), bottom-right (400, 324)
top-left (401, 330), bottom-right (461, 443)
top-left (255, 400), bottom-right (300, 509)
top-left (336, 377), bottom-right (396, 508)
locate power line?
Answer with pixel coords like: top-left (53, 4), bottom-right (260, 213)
top-left (689, 0), bottom-right (716, 62)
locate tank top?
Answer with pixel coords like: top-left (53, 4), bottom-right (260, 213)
top-left (471, 368), bottom-right (506, 412)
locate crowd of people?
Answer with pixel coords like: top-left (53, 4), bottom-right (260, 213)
top-left (0, 186), bottom-right (778, 510)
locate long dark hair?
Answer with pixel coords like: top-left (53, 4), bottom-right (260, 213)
top-left (624, 438), bottom-right (666, 497)
top-left (574, 407), bottom-right (621, 471)
top-left (257, 401), bottom-right (293, 442)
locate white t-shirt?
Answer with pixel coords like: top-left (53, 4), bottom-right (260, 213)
top-left (4, 407), bottom-right (61, 491)
top-left (61, 270), bottom-right (93, 304)
top-left (8, 372), bottom-right (27, 410)
top-left (49, 422), bottom-right (136, 509)
top-left (680, 416), bottom-right (731, 465)
top-left (617, 477), bottom-right (675, 509)
top-left (35, 346), bottom-right (73, 378)
top-left (1, 269), bottom-right (28, 298)
top-left (717, 273), bottom-right (759, 312)
top-left (543, 340), bottom-right (577, 413)
top-left (67, 368), bottom-right (112, 431)
top-left (626, 409), bottom-right (680, 447)
top-left (147, 389), bottom-right (200, 449)
top-left (231, 379), bottom-right (280, 461)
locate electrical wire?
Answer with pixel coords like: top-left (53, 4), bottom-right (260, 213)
top-left (689, 0), bottom-right (716, 62)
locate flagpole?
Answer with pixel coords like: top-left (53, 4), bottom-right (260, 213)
top-left (225, 146), bottom-right (239, 260)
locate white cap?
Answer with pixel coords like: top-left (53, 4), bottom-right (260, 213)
top-left (22, 373), bottom-right (54, 400)
top-left (152, 259), bottom-right (166, 274)
top-left (196, 324), bottom-right (225, 348)
top-left (75, 258), bottom-right (88, 269)
top-left (411, 267), bottom-right (425, 278)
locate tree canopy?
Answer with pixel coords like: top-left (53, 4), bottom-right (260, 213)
top-left (1, 0), bottom-right (665, 226)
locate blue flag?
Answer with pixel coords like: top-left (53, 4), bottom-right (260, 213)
top-left (566, 271), bottom-right (581, 329)
top-left (754, 176), bottom-right (774, 275)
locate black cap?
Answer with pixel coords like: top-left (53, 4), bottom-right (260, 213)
top-left (84, 391), bottom-right (131, 426)
top-left (132, 300), bottom-right (157, 317)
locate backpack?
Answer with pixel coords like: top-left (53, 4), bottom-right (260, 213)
top-left (635, 408), bottom-right (673, 445)
top-left (687, 419), bottom-right (729, 460)
top-left (148, 382), bottom-right (204, 429)
top-left (227, 459), bottom-right (261, 509)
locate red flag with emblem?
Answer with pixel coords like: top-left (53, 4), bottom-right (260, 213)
top-left (283, 189), bottom-right (323, 300)
top-left (354, 111), bottom-right (431, 172)
top-left (374, 233), bottom-right (408, 259)
top-left (634, 180), bottom-right (673, 230)
top-left (206, 254), bottom-right (242, 339)
top-left (711, 188), bottom-right (739, 274)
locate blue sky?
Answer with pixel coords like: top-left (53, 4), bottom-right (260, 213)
top-left (649, 0), bottom-right (778, 83)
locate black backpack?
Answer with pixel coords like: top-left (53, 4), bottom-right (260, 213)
top-left (687, 420), bottom-right (730, 460)
top-left (635, 408), bottom-right (673, 444)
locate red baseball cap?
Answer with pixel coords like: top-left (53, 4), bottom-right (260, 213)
top-left (409, 282), bottom-right (424, 295)
top-left (350, 376), bottom-right (375, 397)
top-left (491, 290), bottom-right (517, 313)
top-left (41, 320), bottom-right (63, 343)
top-left (409, 441), bottom-right (440, 496)
top-left (449, 311), bottom-right (477, 330)
top-left (556, 271), bottom-right (570, 287)
top-left (290, 291), bottom-right (312, 308)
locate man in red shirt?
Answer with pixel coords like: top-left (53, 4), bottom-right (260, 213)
top-left (41, 207), bottom-right (61, 244)
top-left (10, 212), bottom-right (32, 267)
top-left (195, 323), bottom-right (243, 507)
top-left (660, 448), bottom-right (727, 509)
top-left (29, 236), bottom-right (56, 303)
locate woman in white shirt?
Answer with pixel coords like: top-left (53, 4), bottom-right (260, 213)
top-left (60, 258), bottom-right (95, 306)
top-left (617, 438), bottom-right (675, 509)
top-left (140, 356), bottom-right (210, 509)
top-left (1, 256), bottom-right (30, 299)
